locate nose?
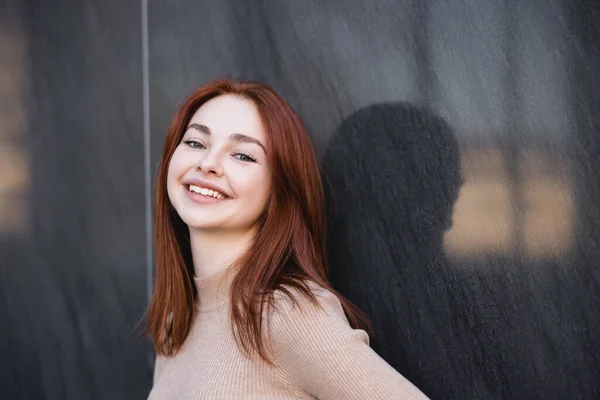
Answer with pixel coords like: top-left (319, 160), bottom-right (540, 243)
top-left (197, 151), bottom-right (224, 176)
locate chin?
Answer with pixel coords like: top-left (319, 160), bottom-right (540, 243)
top-left (179, 217), bottom-right (223, 231)
top-left (174, 205), bottom-right (260, 233)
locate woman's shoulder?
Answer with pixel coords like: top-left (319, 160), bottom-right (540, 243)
top-left (270, 280), bottom-right (342, 312)
top-left (266, 279), bottom-right (357, 334)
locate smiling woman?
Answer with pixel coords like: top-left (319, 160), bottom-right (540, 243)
top-left (143, 79), bottom-right (429, 399)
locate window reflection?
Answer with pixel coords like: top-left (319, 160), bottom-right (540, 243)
top-left (0, 26), bottom-right (29, 235)
top-left (444, 147), bottom-right (574, 260)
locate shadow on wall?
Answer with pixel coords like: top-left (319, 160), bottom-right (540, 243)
top-left (322, 103), bottom-right (593, 399)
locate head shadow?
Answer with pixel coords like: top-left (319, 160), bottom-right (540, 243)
top-left (322, 102), bottom-right (462, 291)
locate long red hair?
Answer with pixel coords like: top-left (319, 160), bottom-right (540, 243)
top-left (143, 78), bottom-right (370, 363)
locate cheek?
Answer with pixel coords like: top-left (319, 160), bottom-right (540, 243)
top-left (255, 172), bottom-right (272, 209)
top-left (235, 169), bottom-right (271, 206)
top-left (166, 152), bottom-right (187, 196)
top-left (167, 151), bottom-right (187, 181)
top-left (166, 162), bottom-right (177, 192)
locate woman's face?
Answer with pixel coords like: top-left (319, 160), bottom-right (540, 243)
top-left (167, 94), bottom-right (272, 233)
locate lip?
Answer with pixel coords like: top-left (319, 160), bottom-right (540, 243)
top-left (181, 178), bottom-right (232, 199)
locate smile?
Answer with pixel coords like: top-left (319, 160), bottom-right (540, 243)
top-left (187, 184), bottom-right (226, 199)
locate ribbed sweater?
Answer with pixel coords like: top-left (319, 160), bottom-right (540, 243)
top-left (148, 267), bottom-right (429, 399)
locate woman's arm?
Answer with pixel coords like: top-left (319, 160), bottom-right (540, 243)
top-left (267, 284), bottom-right (430, 400)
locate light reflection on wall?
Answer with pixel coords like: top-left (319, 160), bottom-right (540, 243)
top-left (444, 147), bottom-right (574, 260)
top-left (0, 25), bottom-right (28, 235)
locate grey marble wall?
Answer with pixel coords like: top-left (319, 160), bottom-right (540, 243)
top-left (1, 0), bottom-right (599, 398)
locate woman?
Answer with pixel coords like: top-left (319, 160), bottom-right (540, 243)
top-left (144, 78), bottom-right (429, 399)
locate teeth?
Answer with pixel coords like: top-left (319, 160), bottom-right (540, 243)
top-left (188, 184), bottom-right (225, 199)
top-left (188, 185), bottom-right (201, 194)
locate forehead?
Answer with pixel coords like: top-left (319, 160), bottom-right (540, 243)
top-left (188, 94), bottom-right (266, 141)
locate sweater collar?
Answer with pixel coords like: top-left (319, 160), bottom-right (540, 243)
top-left (193, 266), bottom-right (237, 312)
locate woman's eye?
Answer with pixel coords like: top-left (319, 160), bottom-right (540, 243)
top-left (182, 139), bottom-right (204, 149)
top-left (234, 153), bottom-right (256, 163)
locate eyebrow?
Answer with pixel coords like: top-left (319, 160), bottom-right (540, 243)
top-left (187, 123), bottom-right (267, 154)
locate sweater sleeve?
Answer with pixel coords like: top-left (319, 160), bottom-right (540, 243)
top-left (267, 284), bottom-right (430, 400)
top-left (153, 355), bottom-right (165, 384)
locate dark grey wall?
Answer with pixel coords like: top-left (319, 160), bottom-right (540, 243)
top-left (0, 0), bottom-right (150, 399)
top-left (1, 0), bottom-right (599, 399)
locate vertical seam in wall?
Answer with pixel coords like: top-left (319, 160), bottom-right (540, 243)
top-left (142, 0), bottom-right (153, 371)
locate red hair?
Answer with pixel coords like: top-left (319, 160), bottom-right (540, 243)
top-left (142, 78), bottom-right (370, 363)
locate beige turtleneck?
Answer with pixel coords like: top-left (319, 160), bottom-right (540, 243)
top-left (147, 267), bottom-right (429, 399)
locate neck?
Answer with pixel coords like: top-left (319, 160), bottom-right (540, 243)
top-left (189, 227), bottom-right (257, 278)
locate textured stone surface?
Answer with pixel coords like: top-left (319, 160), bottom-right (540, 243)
top-left (0, 0), bottom-right (598, 398)
top-left (0, 0), bottom-right (150, 399)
